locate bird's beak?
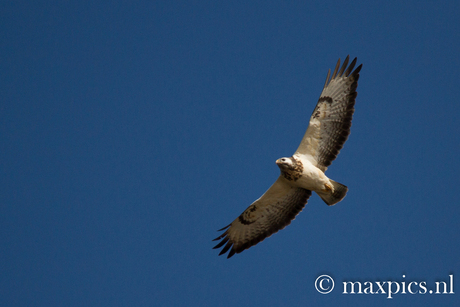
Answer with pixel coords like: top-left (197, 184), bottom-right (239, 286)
top-left (275, 159), bottom-right (282, 165)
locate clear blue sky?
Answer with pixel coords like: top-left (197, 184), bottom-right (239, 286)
top-left (1, 1), bottom-right (459, 306)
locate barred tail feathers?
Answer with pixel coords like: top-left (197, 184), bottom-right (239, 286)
top-left (317, 180), bottom-right (348, 206)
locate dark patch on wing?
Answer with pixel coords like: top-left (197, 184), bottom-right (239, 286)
top-left (312, 96), bottom-right (333, 118)
top-left (238, 204), bottom-right (258, 225)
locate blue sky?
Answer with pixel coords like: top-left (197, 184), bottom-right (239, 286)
top-left (1, 1), bottom-right (459, 306)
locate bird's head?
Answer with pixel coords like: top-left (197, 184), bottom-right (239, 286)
top-left (276, 157), bottom-right (295, 171)
top-left (276, 157), bottom-right (303, 181)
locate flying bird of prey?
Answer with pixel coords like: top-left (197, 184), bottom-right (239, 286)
top-left (213, 56), bottom-right (362, 258)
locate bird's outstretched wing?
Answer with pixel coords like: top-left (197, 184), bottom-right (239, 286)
top-left (213, 177), bottom-right (312, 258)
top-left (295, 56), bottom-right (362, 172)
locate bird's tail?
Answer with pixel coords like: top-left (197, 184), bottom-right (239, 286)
top-left (317, 180), bottom-right (348, 206)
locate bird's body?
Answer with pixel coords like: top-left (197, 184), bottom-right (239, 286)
top-left (214, 56), bottom-right (362, 258)
top-left (275, 154), bottom-right (348, 206)
top-left (277, 156), bottom-right (331, 193)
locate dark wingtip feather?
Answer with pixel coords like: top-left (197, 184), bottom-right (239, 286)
top-left (345, 57), bottom-right (357, 76)
top-left (213, 237), bottom-right (229, 249)
top-left (353, 63), bottom-right (363, 76)
top-left (219, 241), bottom-right (233, 256)
top-left (323, 69), bottom-right (331, 89)
top-left (227, 249), bottom-right (236, 258)
top-left (213, 224), bottom-right (231, 241)
top-left (330, 58), bottom-right (341, 80)
top-left (337, 55), bottom-right (350, 77)
top-left (212, 232), bottom-right (227, 241)
top-left (213, 223), bottom-right (236, 258)
top-left (217, 223), bottom-right (231, 232)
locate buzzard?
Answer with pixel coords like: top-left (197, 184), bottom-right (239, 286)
top-left (213, 56), bottom-right (362, 258)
